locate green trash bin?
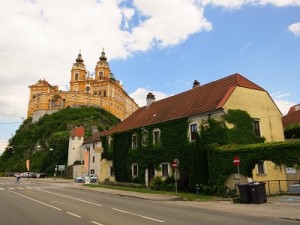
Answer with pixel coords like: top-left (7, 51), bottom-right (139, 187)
top-left (248, 182), bottom-right (267, 204)
top-left (237, 183), bottom-right (252, 204)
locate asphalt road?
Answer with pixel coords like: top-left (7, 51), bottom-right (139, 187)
top-left (0, 177), bottom-right (298, 225)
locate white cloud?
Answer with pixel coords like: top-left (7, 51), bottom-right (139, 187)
top-left (0, 140), bottom-right (9, 156)
top-left (130, 88), bottom-right (169, 107)
top-left (0, 0), bottom-right (299, 142)
top-left (271, 92), bottom-right (296, 115)
top-left (0, 0), bottom-right (212, 126)
top-left (127, 0), bottom-right (212, 51)
top-left (288, 22), bottom-right (300, 36)
top-left (199, 0), bottom-right (300, 8)
top-left (257, 0), bottom-right (300, 7)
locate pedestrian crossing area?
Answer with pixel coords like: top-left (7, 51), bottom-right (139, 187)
top-left (0, 182), bottom-right (60, 191)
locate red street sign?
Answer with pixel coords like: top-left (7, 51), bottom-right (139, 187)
top-left (233, 156), bottom-right (240, 166)
top-left (172, 159), bottom-right (179, 169)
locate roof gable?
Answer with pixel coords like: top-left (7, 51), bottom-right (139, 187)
top-left (104, 73), bottom-right (265, 135)
top-left (71, 127), bottom-right (85, 137)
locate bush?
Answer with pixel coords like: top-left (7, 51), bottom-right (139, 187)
top-left (149, 176), bottom-right (163, 190)
top-left (200, 185), bottom-right (217, 195)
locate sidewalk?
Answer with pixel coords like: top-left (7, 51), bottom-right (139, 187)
top-left (32, 178), bottom-right (300, 221)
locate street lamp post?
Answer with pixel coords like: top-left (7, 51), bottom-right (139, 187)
top-left (86, 145), bottom-right (90, 176)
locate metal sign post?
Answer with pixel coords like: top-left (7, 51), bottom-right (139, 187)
top-left (172, 159), bottom-right (180, 196)
top-left (233, 156), bottom-right (241, 184)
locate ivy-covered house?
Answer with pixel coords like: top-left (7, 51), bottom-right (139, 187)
top-left (100, 73), bottom-right (286, 189)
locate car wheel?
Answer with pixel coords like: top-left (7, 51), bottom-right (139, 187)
top-left (91, 179), bottom-right (96, 183)
top-left (78, 179), bottom-right (82, 183)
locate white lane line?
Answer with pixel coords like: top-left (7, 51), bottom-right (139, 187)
top-left (8, 187), bottom-right (15, 190)
top-left (17, 187), bottom-right (24, 189)
top-left (8, 190), bottom-right (62, 211)
top-left (112, 208), bottom-right (165, 223)
top-left (37, 189), bottom-right (103, 207)
top-left (274, 203), bottom-right (300, 206)
top-left (90, 221), bottom-right (104, 225)
top-left (66, 212), bottom-right (81, 218)
top-left (0, 188), bottom-right (5, 191)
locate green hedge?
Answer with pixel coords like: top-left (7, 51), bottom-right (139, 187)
top-left (284, 123), bottom-right (300, 139)
top-left (208, 141), bottom-right (300, 192)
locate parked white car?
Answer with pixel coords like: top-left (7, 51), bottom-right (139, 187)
top-left (75, 175), bottom-right (98, 183)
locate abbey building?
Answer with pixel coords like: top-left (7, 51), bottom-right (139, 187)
top-left (27, 50), bottom-right (139, 121)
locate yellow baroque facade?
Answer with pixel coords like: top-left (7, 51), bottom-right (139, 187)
top-left (27, 50), bottom-right (139, 121)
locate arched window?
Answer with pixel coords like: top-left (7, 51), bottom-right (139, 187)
top-left (132, 134), bottom-right (137, 149)
top-left (142, 130), bottom-right (148, 146)
top-left (75, 73), bottom-right (79, 81)
top-left (99, 71), bottom-right (103, 79)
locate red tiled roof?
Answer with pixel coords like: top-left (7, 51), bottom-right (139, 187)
top-left (287, 104), bottom-right (300, 114)
top-left (282, 106), bottom-right (300, 127)
top-left (71, 127), bottom-right (84, 137)
top-left (102, 73), bottom-right (265, 135)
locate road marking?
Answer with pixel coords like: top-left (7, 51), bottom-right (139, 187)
top-left (8, 187), bottom-right (15, 190)
top-left (0, 188), bottom-right (5, 191)
top-left (274, 203), bottom-right (300, 206)
top-left (90, 221), bottom-right (104, 225)
top-left (66, 212), bottom-right (81, 218)
top-left (38, 189), bottom-right (103, 207)
top-left (112, 208), bottom-right (165, 223)
top-left (17, 187), bottom-right (24, 189)
top-left (8, 190), bottom-right (62, 211)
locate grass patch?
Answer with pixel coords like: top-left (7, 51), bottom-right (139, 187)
top-left (84, 183), bottom-right (218, 201)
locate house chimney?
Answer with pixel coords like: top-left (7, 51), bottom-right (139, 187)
top-left (146, 92), bottom-right (155, 107)
top-left (193, 80), bottom-right (200, 88)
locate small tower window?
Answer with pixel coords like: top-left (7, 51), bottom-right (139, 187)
top-left (99, 71), bottom-right (103, 79)
top-left (75, 73), bottom-right (79, 81)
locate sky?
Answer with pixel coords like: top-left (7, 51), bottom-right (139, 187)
top-left (0, 0), bottom-right (299, 155)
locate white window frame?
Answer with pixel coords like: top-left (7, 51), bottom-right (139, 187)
top-left (256, 161), bottom-right (266, 175)
top-left (132, 163), bottom-right (138, 177)
top-left (132, 134), bottom-right (137, 149)
top-left (152, 128), bottom-right (161, 145)
top-left (190, 123), bottom-right (198, 141)
top-left (161, 162), bottom-right (169, 177)
top-left (142, 130), bottom-right (148, 146)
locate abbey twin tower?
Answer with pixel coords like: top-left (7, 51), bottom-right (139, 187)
top-left (27, 50), bottom-right (139, 121)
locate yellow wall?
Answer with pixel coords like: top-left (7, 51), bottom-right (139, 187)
top-left (223, 87), bottom-right (284, 142)
top-left (28, 88), bottom-right (138, 121)
top-left (189, 87), bottom-right (287, 194)
top-left (100, 159), bottom-right (115, 182)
